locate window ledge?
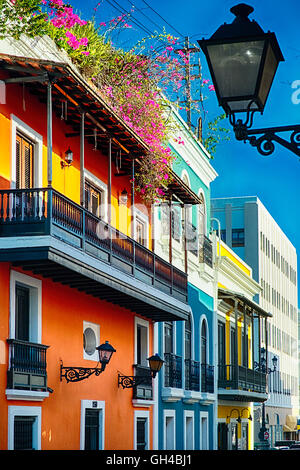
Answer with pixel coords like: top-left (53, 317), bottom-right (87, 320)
top-left (6, 389), bottom-right (49, 401)
top-left (132, 399), bottom-right (154, 407)
top-left (161, 387), bottom-right (184, 403)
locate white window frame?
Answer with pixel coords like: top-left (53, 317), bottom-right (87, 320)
top-left (183, 410), bottom-right (194, 450)
top-left (133, 206), bottom-right (149, 248)
top-left (8, 405), bottom-right (41, 450)
top-left (9, 270), bottom-right (42, 344)
top-left (83, 321), bottom-right (100, 362)
top-left (80, 400), bottom-right (105, 450)
top-left (134, 316), bottom-right (149, 367)
top-left (163, 409), bottom-right (176, 450)
top-left (200, 411), bottom-right (209, 450)
top-left (84, 169), bottom-right (107, 221)
top-left (134, 410), bottom-right (150, 450)
top-left (10, 114), bottom-right (43, 189)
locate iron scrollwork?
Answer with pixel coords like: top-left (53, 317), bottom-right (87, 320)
top-left (60, 362), bottom-right (103, 383)
top-left (118, 373), bottom-right (152, 389)
top-left (228, 103), bottom-right (300, 158)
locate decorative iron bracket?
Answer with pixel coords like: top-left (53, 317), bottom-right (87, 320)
top-left (60, 361), bottom-right (104, 383)
top-left (233, 120), bottom-right (300, 157)
top-left (118, 373), bottom-right (152, 389)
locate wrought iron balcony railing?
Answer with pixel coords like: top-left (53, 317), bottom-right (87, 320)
top-left (201, 363), bottom-right (214, 393)
top-left (218, 364), bottom-right (267, 395)
top-left (185, 359), bottom-right (200, 391)
top-left (7, 339), bottom-right (49, 392)
top-left (164, 353), bottom-right (182, 389)
top-left (0, 188), bottom-right (188, 302)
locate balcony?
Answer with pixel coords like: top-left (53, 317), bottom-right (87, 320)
top-left (218, 364), bottom-right (267, 402)
top-left (0, 188), bottom-right (189, 322)
top-left (185, 359), bottom-right (200, 392)
top-left (201, 363), bottom-right (214, 394)
top-left (7, 339), bottom-right (49, 393)
top-left (132, 365), bottom-right (153, 401)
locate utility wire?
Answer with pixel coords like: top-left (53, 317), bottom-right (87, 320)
top-left (104, 0), bottom-right (154, 36)
top-left (140, 0), bottom-right (185, 38)
top-left (124, 0), bottom-right (164, 33)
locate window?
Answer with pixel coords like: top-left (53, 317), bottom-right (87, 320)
top-left (171, 206), bottom-right (181, 242)
top-left (136, 216), bottom-right (147, 247)
top-left (201, 321), bottom-right (207, 365)
top-left (10, 271), bottom-right (42, 344)
top-left (220, 229), bottom-right (226, 242)
top-left (232, 228), bottom-right (245, 247)
top-left (164, 321), bottom-right (174, 355)
top-left (15, 285), bottom-right (30, 342)
top-left (8, 406), bottom-right (41, 450)
top-left (184, 411), bottom-right (194, 450)
top-left (184, 315), bottom-right (192, 361)
top-left (16, 133), bottom-right (34, 189)
top-left (85, 180), bottom-right (103, 218)
top-left (81, 400), bottom-right (105, 450)
top-left (200, 412), bottom-right (209, 450)
top-left (83, 321), bottom-right (100, 361)
top-left (134, 411), bottom-right (149, 450)
top-left (164, 410), bottom-right (176, 450)
top-left (11, 115), bottom-right (43, 190)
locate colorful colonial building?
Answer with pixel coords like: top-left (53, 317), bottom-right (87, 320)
top-left (0, 35), bottom-right (193, 450)
top-left (153, 108), bottom-right (218, 450)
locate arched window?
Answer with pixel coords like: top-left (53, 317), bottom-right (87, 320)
top-left (164, 321), bottom-right (174, 355)
top-left (201, 321), bottom-right (207, 365)
top-left (198, 192), bottom-right (206, 237)
top-left (185, 315), bottom-right (192, 361)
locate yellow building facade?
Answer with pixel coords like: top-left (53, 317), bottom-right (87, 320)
top-left (214, 238), bottom-right (272, 450)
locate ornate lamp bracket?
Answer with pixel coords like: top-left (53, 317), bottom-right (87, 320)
top-left (233, 119), bottom-right (300, 158)
top-left (60, 361), bottom-right (104, 383)
top-left (118, 374), bottom-right (152, 389)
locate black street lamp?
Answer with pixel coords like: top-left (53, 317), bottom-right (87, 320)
top-left (254, 347), bottom-right (278, 449)
top-left (118, 353), bottom-right (164, 389)
top-left (198, 3), bottom-right (300, 157)
top-left (60, 340), bottom-right (116, 383)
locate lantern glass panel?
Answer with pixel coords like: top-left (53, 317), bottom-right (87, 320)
top-left (258, 42), bottom-right (278, 107)
top-left (206, 39), bottom-right (265, 106)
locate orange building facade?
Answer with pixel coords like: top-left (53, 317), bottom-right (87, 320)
top-left (0, 47), bottom-right (192, 450)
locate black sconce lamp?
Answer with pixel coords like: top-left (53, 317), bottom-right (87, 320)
top-left (119, 188), bottom-right (128, 206)
top-left (60, 340), bottom-right (116, 383)
top-left (118, 353), bottom-right (164, 389)
top-left (227, 408), bottom-right (242, 423)
top-left (61, 147), bottom-right (74, 168)
top-left (241, 408), bottom-right (253, 421)
top-left (198, 3), bottom-right (300, 157)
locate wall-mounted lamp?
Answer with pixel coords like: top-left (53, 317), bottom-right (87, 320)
top-left (60, 340), bottom-right (116, 383)
top-left (241, 408), bottom-right (253, 421)
top-left (119, 188), bottom-right (128, 206)
top-left (61, 147), bottom-right (74, 168)
top-left (118, 353), bottom-right (164, 389)
top-left (227, 409), bottom-right (241, 424)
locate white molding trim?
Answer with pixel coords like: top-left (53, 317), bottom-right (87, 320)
top-left (6, 389), bottom-right (49, 401)
top-left (80, 400), bottom-right (105, 450)
top-left (8, 405), bottom-right (42, 450)
top-left (10, 114), bottom-right (43, 189)
top-left (84, 169), bottom-right (108, 222)
top-left (10, 270), bottom-right (42, 343)
top-left (83, 320), bottom-right (100, 362)
top-left (199, 411), bottom-right (209, 450)
top-left (134, 316), bottom-right (149, 365)
top-left (133, 205), bottom-right (149, 248)
top-left (183, 410), bottom-right (194, 450)
top-left (163, 409), bottom-right (176, 450)
top-left (134, 410), bottom-right (150, 450)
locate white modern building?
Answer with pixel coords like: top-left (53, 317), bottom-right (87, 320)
top-left (211, 196), bottom-right (298, 447)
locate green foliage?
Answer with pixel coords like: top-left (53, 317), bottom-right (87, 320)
top-left (0, 0), bottom-right (48, 40)
top-left (203, 114), bottom-right (230, 157)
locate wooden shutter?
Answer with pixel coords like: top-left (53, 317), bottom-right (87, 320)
top-left (16, 133), bottom-right (34, 189)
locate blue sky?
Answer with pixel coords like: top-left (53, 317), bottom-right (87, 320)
top-left (71, 0), bottom-right (300, 300)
